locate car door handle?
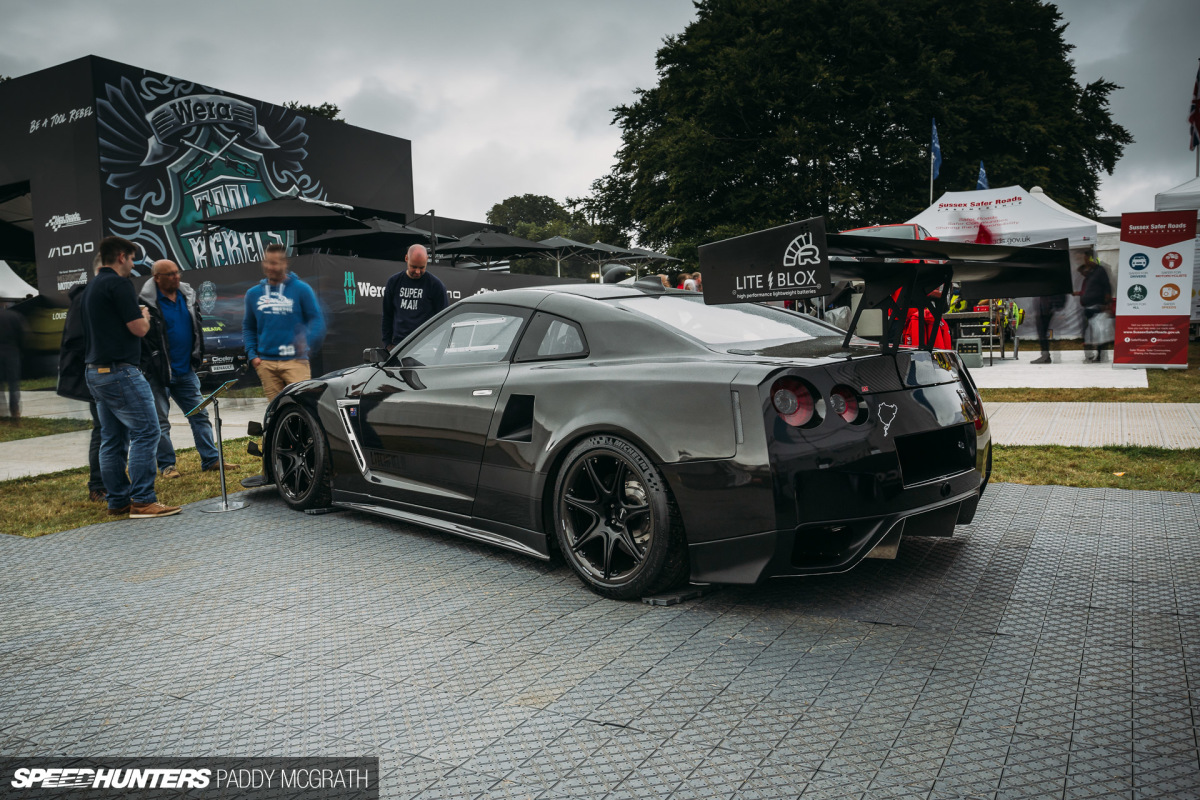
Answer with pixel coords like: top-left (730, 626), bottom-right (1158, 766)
top-left (472, 389), bottom-right (493, 396)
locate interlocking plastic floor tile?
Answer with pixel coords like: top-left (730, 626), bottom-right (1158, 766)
top-left (2, 483), bottom-right (1197, 797)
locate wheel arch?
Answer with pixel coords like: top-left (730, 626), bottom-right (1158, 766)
top-left (260, 393), bottom-right (324, 484)
top-left (538, 424), bottom-right (685, 548)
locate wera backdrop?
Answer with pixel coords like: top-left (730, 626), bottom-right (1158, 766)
top-left (0, 56), bottom-right (581, 376)
top-left (0, 55), bottom-right (415, 305)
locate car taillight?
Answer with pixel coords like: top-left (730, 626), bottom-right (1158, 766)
top-left (829, 386), bottom-right (863, 424)
top-left (771, 378), bottom-right (814, 427)
top-left (950, 353), bottom-right (986, 430)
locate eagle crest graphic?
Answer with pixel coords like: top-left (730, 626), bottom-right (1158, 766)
top-left (96, 75), bottom-right (325, 271)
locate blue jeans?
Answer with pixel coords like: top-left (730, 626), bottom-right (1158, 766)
top-left (148, 370), bottom-right (219, 471)
top-left (85, 364), bottom-right (159, 509)
top-left (87, 401), bottom-right (103, 492)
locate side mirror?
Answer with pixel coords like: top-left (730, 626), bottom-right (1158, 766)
top-left (363, 347), bottom-right (390, 365)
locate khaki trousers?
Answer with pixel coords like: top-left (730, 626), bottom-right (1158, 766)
top-left (255, 359), bottom-right (311, 400)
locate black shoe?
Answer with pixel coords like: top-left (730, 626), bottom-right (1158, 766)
top-left (240, 473), bottom-right (270, 488)
top-left (1031, 354), bottom-right (1051, 364)
top-left (88, 488), bottom-right (107, 503)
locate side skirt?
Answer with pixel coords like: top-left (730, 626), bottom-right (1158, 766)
top-left (332, 495), bottom-right (550, 561)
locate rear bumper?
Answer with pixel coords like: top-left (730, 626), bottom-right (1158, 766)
top-left (687, 483), bottom-right (980, 585)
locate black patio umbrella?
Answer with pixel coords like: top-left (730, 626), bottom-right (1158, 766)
top-left (296, 217), bottom-right (457, 258)
top-left (434, 229), bottom-right (555, 267)
top-left (589, 240), bottom-right (638, 260)
top-left (202, 196), bottom-right (369, 232)
top-left (626, 245), bottom-right (681, 263)
top-left (575, 241), bottom-right (643, 280)
top-left (537, 236), bottom-right (608, 277)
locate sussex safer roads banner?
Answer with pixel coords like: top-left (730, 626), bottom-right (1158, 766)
top-left (1114, 211), bottom-right (1195, 368)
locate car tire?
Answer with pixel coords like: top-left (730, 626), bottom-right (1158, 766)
top-left (270, 404), bottom-right (332, 511)
top-left (553, 434), bottom-right (688, 600)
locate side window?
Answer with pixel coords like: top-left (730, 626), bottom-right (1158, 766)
top-left (399, 307), bottom-right (528, 367)
top-left (514, 313), bottom-right (589, 362)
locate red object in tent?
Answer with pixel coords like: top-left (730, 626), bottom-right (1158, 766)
top-left (890, 287), bottom-right (952, 349)
top-left (900, 308), bottom-right (952, 349)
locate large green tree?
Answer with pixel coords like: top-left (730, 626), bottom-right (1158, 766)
top-left (581, 0), bottom-right (1131, 256)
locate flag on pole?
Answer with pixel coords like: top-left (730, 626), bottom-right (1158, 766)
top-left (1189, 59), bottom-right (1200, 151)
top-left (976, 161), bottom-right (989, 190)
top-left (931, 118), bottom-right (943, 179)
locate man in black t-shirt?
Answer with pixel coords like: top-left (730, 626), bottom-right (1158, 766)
top-left (381, 244), bottom-right (449, 347)
top-left (82, 236), bottom-right (181, 519)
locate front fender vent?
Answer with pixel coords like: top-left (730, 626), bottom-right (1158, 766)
top-left (497, 394), bottom-right (535, 442)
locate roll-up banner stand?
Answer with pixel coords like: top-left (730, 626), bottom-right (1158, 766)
top-left (1113, 211), bottom-right (1195, 369)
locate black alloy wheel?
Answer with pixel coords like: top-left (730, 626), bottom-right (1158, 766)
top-left (553, 435), bottom-right (687, 600)
top-left (270, 405), bottom-right (332, 511)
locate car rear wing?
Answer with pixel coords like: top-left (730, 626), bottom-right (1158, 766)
top-left (698, 218), bottom-right (1074, 354)
top-left (826, 234), bottom-right (1072, 353)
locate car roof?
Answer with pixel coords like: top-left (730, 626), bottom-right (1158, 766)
top-left (458, 278), bottom-right (691, 306)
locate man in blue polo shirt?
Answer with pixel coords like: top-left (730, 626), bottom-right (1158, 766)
top-left (140, 259), bottom-right (221, 478)
top-left (83, 237), bottom-right (181, 519)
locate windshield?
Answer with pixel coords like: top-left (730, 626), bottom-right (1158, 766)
top-left (614, 295), bottom-right (839, 347)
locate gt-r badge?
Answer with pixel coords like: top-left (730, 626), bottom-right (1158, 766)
top-left (878, 402), bottom-right (898, 436)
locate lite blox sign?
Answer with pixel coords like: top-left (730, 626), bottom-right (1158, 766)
top-left (698, 217), bottom-right (832, 304)
top-left (0, 758), bottom-right (377, 799)
top-left (1114, 211), bottom-right (1196, 368)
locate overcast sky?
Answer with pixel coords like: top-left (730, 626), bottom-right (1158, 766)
top-left (1, 0), bottom-right (1196, 225)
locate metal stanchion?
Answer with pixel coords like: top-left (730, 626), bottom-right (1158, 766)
top-left (185, 379), bottom-right (247, 513)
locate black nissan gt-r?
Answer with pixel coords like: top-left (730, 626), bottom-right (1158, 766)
top-left (254, 278), bottom-right (995, 600)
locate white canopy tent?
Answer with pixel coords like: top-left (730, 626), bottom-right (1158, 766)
top-left (907, 185), bottom-right (1107, 248)
top-left (1155, 177), bottom-right (1200, 211)
top-left (0, 260), bottom-right (37, 301)
top-left (1154, 177), bottom-right (1200, 323)
top-left (906, 186), bottom-right (1114, 340)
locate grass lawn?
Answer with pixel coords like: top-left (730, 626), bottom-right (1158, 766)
top-left (0, 437), bottom-right (266, 538)
top-left (979, 341), bottom-right (1200, 403)
top-left (0, 416), bottom-right (92, 443)
top-left (993, 445), bottom-right (1200, 493)
top-left (21, 377), bottom-right (265, 398)
top-left (18, 376), bottom-right (58, 391)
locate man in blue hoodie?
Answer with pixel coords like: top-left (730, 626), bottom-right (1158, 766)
top-left (242, 244), bottom-right (326, 400)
